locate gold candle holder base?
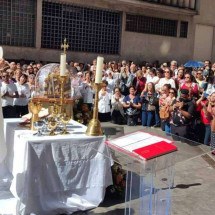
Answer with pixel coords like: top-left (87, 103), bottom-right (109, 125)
top-left (85, 83), bottom-right (103, 136)
top-left (61, 130), bottom-right (70, 135)
top-left (49, 130), bottom-right (57, 136)
top-left (85, 118), bottom-right (103, 136)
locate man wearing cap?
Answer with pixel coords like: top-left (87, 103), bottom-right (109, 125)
top-left (170, 89), bottom-right (195, 140)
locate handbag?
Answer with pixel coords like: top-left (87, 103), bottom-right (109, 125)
top-left (148, 95), bottom-right (159, 106)
top-left (147, 104), bottom-right (156, 111)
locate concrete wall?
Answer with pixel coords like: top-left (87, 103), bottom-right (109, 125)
top-left (120, 11), bottom-right (194, 64)
top-left (2, 0), bottom-right (214, 64)
top-left (193, 0), bottom-right (215, 62)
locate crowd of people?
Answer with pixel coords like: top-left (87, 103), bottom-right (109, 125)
top-left (0, 58), bottom-right (215, 153)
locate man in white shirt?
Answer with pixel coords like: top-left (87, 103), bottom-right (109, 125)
top-left (170, 60), bottom-right (178, 78)
top-left (1, 71), bottom-right (18, 118)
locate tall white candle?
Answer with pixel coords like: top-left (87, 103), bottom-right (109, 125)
top-left (0, 46), bottom-right (3, 59)
top-left (0, 97), bottom-right (7, 163)
top-left (60, 53), bottom-right (66, 76)
top-left (95, 56), bottom-right (104, 84)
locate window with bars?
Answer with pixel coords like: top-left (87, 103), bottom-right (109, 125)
top-left (138, 0), bottom-right (196, 10)
top-left (180, 21), bottom-right (188, 38)
top-left (126, 14), bottom-right (177, 37)
top-left (0, 0), bottom-right (36, 47)
top-left (41, 1), bottom-right (121, 54)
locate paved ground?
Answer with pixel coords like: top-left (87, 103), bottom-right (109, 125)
top-left (1, 122), bottom-right (214, 215)
top-left (78, 122), bottom-right (215, 215)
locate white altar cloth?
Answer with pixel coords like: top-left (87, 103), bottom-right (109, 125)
top-left (1, 119), bottom-right (113, 215)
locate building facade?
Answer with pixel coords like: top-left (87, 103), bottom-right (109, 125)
top-left (0, 0), bottom-right (215, 64)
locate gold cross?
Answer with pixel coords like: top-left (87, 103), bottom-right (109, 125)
top-left (61, 38), bottom-right (69, 54)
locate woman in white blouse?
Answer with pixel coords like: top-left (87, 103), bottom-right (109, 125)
top-left (98, 80), bottom-right (111, 122)
top-left (27, 74), bottom-right (35, 97)
top-left (79, 72), bottom-right (94, 110)
top-left (14, 74), bottom-right (31, 117)
top-left (104, 71), bottom-right (116, 96)
top-left (146, 68), bottom-right (160, 86)
top-left (156, 67), bottom-right (176, 93)
top-left (111, 87), bottom-right (125, 124)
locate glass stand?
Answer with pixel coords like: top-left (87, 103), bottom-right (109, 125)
top-left (103, 130), bottom-right (177, 215)
top-left (125, 153), bottom-right (175, 215)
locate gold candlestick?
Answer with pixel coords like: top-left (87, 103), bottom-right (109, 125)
top-left (59, 75), bottom-right (67, 114)
top-left (86, 83), bottom-right (103, 136)
top-left (60, 113), bottom-right (71, 135)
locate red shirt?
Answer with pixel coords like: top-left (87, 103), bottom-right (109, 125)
top-left (133, 77), bottom-right (146, 95)
top-left (197, 100), bottom-right (211, 125)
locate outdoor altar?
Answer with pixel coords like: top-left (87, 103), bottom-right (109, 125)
top-left (0, 118), bottom-right (113, 215)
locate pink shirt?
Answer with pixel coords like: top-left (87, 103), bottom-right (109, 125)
top-left (180, 82), bottom-right (199, 97)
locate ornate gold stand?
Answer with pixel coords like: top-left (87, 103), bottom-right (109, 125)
top-left (30, 74), bottom-right (73, 133)
top-left (86, 83), bottom-right (103, 136)
top-left (28, 38), bottom-right (73, 134)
